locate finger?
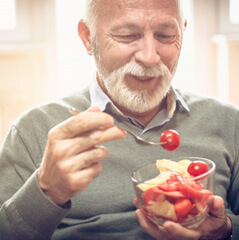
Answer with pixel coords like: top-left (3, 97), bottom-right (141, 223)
top-left (63, 146), bottom-right (109, 172)
top-left (136, 208), bottom-right (201, 240)
top-left (208, 195), bottom-right (225, 217)
top-left (86, 106), bottom-right (102, 112)
top-left (68, 106), bottom-right (101, 115)
top-left (51, 111), bottom-right (115, 139)
top-left (65, 126), bottom-right (126, 154)
top-left (205, 196), bottom-right (232, 240)
top-left (136, 209), bottom-right (165, 240)
top-left (133, 198), bottom-right (139, 208)
top-left (44, 125), bottom-right (126, 170)
top-left (163, 221), bottom-right (200, 240)
top-left (70, 162), bottom-right (103, 192)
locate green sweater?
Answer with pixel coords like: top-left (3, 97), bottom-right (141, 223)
top-left (0, 88), bottom-right (238, 240)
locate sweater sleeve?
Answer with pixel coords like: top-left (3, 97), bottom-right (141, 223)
top-left (0, 126), bottom-right (71, 240)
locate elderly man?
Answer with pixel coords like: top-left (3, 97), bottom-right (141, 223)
top-left (0, 0), bottom-right (237, 239)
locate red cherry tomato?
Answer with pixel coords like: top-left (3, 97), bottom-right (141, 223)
top-left (187, 161), bottom-right (209, 177)
top-left (160, 130), bottom-right (180, 151)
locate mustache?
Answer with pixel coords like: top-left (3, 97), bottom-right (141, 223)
top-left (113, 62), bottom-right (171, 80)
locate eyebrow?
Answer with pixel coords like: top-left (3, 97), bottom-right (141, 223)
top-left (111, 23), bottom-right (139, 32)
top-left (159, 21), bottom-right (178, 29)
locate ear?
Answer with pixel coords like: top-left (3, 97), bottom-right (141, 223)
top-left (78, 20), bottom-right (93, 55)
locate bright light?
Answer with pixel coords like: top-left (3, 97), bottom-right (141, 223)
top-left (230, 0), bottom-right (239, 24)
top-left (0, 0), bottom-right (16, 30)
top-left (56, 0), bottom-right (96, 96)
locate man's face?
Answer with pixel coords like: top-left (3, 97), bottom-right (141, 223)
top-left (91, 0), bottom-right (184, 113)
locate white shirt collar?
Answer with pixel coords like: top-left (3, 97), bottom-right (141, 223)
top-left (89, 78), bottom-right (189, 131)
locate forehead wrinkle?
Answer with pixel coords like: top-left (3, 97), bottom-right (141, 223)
top-left (97, 0), bottom-right (182, 25)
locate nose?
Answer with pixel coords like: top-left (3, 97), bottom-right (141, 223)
top-left (134, 35), bottom-right (160, 67)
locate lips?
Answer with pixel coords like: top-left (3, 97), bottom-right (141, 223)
top-left (125, 74), bottom-right (160, 90)
top-left (129, 74), bottom-right (158, 82)
top-left (134, 76), bottom-right (154, 81)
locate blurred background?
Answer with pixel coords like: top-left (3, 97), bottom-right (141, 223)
top-left (0, 0), bottom-right (239, 145)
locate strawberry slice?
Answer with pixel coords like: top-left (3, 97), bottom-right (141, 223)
top-left (174, 198), bottom-right (193, 218)
top-left (163, 191), bottom-right (184, 199)
top-left (143, 187), bottom-right (162, 205)
top-left (177, 182), bottom-right (213, 201)
top-left (143, 187), bottom-right (184, 206)
top-left (157, 182), bottom-right (178, 192)
top-left (157, 172), bottom-right (183, 192)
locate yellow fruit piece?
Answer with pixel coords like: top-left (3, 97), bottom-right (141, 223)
top-left (147, 199), bottom-right (177, 221)
top-left (156, 159), bottom-right (185, 173)
top-left (178, 159), bottom-right (192, 169)
top-left (156, 159), bottom-right (190, 176)
top-left (137, 171), bottom-right (171, 192)
top-left (148, 194), bottom-right (165, 206)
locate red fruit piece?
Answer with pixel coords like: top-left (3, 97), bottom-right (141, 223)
top-left (177, 182), bottom-right (213, 201)
top-left (174, 198), bottom-right (193, 218)
top-left (157, 182), bottom-right (178, 192)
top-left (162, 191), bottom-right (184, 199)
top-left (187, 161), bottom-right (209, 177)
top-left (160, 130), bottom-right (180, 151)
top-left (143, 186), bottom-right (184, 206)
top-left (143, 187), bottom-right (162, 205)
top-left (157, 173), bottom-right (182, 192)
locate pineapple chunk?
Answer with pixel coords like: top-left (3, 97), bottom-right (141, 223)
top-left (156, 159), bottom-right (190, 176)
top-left (178, 159), bottom-right (192, 169)
top-left (147, 199), bottom-right (177, 221)
top-left (137, 171), bottom-right (171, 191)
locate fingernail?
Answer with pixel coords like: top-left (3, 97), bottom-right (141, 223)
top-left (68, 108), bottom-right (79, 115)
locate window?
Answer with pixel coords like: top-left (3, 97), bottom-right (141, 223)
top-left (0, 0), bottom-right (16, 30)
top-left (217, 0), bottom-right (239, 34)
top-left (230, 0), bottom-right (239, 24)
top-left (0, 0), bottom-right (33, 43)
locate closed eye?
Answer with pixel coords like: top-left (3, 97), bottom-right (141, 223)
top-left (113, 34), bottom-right (141, 43)
top-left (155, 34), bottom-right (176, 43)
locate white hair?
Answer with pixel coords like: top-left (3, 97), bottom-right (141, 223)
top-left (85, 0), bottom-right (98, 39)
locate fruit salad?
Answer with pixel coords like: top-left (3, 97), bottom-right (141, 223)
top-left (137, 159), bottom-right (214, 225)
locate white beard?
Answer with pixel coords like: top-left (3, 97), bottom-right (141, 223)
top-left (97, 61), bottom-right (173, 113)
top-left (92, 39), bottom-right (174, 113)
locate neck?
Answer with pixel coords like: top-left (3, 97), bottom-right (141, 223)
top-left (97, 75), bottom-right (167, 125)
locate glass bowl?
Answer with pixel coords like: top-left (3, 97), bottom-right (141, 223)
top-left (131, 157), bottom-right (215, 229)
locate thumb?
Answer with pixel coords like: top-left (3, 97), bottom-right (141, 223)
top-left (208, 195), bottom-right (225, 217)
top-left (86, 106), bottom-right (102, 112)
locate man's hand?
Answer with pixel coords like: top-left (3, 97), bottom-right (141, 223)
top-left (135, 196), bottom-right (232, 240)
top-left (38, 106), bottom-right (126, 206)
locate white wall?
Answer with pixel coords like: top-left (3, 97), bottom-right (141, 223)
top-left (56, 0), bottom-right (96, 97)
top-left (0, 0), bottom-right (58, 145)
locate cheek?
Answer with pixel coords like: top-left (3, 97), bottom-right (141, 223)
top-left (159, 44), bottom-right (181, 73)
top-left (98, 39), bottom-right (136, 73)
